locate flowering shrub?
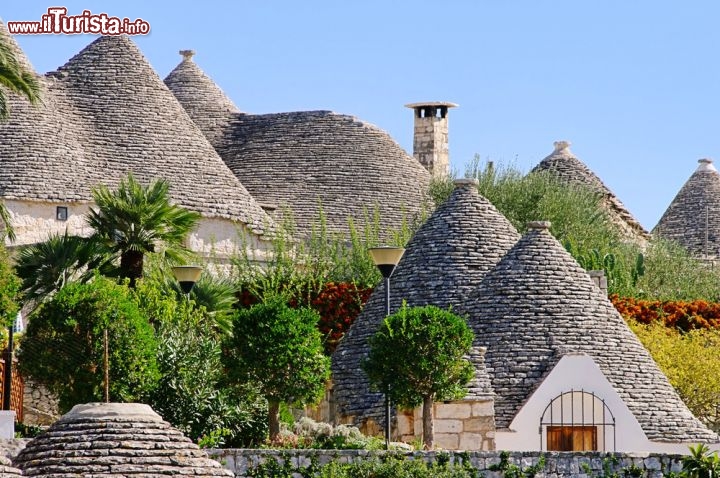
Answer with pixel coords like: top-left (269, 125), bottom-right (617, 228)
top-left (611, 295), bottom-right (720, 331)
top-left (264, 417), bottom-right (385, 450)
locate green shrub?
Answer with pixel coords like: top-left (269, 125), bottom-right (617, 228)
top-left (224, 297), bottom-right (330, 440)
top-left (18, 276), bottom-right (159, 412)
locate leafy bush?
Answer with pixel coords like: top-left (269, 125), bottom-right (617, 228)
top-left (364, 304), bottom-right (474, 449)
top-left (246, 452), bottom-right (481, 478)
top-left (149, 318), bottom-right (267, 447)
top-left (0, 244), bottom-right (20, 333)
top-left (17, 277), bottom-right (159, 412)
top-left (264, 417), bottom-right (386, 450)
top-left (238, 282), bottom-right (372, 354)
top-left (628, 320), bottom-right (720, 431)
top-left (224, 297), bottom-right (330, 440)
top-left (682, 444), bottom-right (720, 478)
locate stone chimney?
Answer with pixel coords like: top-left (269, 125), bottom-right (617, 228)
top-left (405, 101), bottom-right (457, 178)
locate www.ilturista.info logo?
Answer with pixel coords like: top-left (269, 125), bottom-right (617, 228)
top-left (7, 7), bottom-right (150, 35)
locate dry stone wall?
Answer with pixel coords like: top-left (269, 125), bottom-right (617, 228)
top-left (22, 379), bottom-right (59, 427)
top-left (209, 449), bottom-right (684, 478)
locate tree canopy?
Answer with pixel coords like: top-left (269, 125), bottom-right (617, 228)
top-left (363, 304), bottom-right (474, 449)
top-left (17, 277), bottom-right (159, 412)
top-left (224, 297), bottom-right (330, 440)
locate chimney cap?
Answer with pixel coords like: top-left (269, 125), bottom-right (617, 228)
top-left (697, 158), bottom-right (717, 172)
top-left (552, 140), bottom-right (572, 154)
top-left (453, 178), bottom-right (479, 189)
top-left (179, 50), bottom-right (196, 61)
top-left (527, 220), bottom-right (551, 230)
top-left (405, 101), bottom-right (458, 109)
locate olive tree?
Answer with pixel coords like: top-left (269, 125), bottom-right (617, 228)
top-left (363, 304), bottom-right (474, 449)
top-left (224, 297), bottom-right (330, 440)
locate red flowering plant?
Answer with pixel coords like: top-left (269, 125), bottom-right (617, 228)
top-left (611, 295), bottom-right (720, 331)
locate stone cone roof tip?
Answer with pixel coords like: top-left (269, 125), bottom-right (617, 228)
top-left (464, 225), bottom-right (718, 443)
top-left (653, 158), bottom-right (720, 258)
top-left (332, 183), bottom-right (519, 425)
top-left (164, 49), bottom-right (242, 146)
top-left (532, 140), bottom-right (649, 241)
top-left (0, 19), bottom-right (36, 73)
top-left (22, 34), bottom-right (273, 235)
top-left (14, 402), bottom-right (233, 477)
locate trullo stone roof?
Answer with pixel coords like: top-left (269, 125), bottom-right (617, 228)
top-left (332, 179), bottom-right (519, 425)
top-left (532, 141), bottom-right (649, 242)
top-left (0, 456), bottom-right (22, 478)
top-left (163, 50), bottom-right (240, 147)
top-left (13, 403), bottom-right (233, 477)
top-left (653, 159), bottom-right (720, 259)
top-left (0, 30), bottom-right (274, 236)
top-left (164, 55), bottom-right (432, 239)
top-left (462, 221), bottom-right (718, 443)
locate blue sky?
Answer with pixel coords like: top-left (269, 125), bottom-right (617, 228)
top-left (4, 2), bottom-right (719, 230)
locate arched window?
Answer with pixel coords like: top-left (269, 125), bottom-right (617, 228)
top-left (539, 390), bottom-right (615, 451)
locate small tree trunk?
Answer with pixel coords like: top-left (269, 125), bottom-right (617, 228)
top-left (268, 400), bottom-right (281, 440)
top-left (120, 250), bottom-right (144, 287)
top-left (423, 395), bottom-right (434, 449)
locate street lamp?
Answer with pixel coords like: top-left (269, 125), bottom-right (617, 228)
top-left (2, 311), bottom-right (21, 412)
top-left (172, 266), bottom-right (203, 295)
top-left (368, 246), bottom-right (405, 450)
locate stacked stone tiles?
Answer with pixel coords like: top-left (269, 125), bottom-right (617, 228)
top-left (0, 456), bottom-right (22, 478)
top-left (653, 159), bottom-right (720, 258)
top-left (532, 141), bottom-right (649, 242)
top-left (13, 403), bottom-right (232, 477)
top-left (163, 55), bottom-right (431, 239)
top-left (163, 50), bottom-right (240, 147)
top-left (0, 29), bottom-right (274, 237)
top-left (332, 179), bottom-right (519, 427)
top-left (462, 221), bottom-right (718, 443)
top-left (0, 22), bottom-right (96, 204)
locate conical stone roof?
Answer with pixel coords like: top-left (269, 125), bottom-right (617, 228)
top-left (653, 159), bottom-right (720, 258)
top-left (163, 50), bottom-right (240, 147)
top-left (13, 403), bottom-right (233, 477)
top-left (164, 55), bottom-right (432, 239)
top-left (0, 34), bottom-right (274, 237)
top-left (462, 221), bottom-right (717, 442)
top-left (214, 110), bottom-right (432, 238)
top-left (0, 20), bottom-right (35, 73)
top-left (332, 179), bottom-right (519, 425)
top-left (532, 141), bottom-right (649, 242)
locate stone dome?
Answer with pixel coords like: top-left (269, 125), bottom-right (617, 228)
top-left (13, 403), bottom-right (233, 477)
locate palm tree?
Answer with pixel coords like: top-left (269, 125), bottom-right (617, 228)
top-left (87, 174), bottom-right (200, 286)
top-left (0, 30), bottom-right (41, 120)
top-left (0, 202), bottom-right (15, 242)
top-left (14, 232), bottom-right (109, 304)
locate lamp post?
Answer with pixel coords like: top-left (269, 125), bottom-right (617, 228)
top-left (368, 246), bottom-right (405, 450)
top-left (2, 313), bottom-right (19, 411)
top-left (172, 265), bottom-right (203, 295)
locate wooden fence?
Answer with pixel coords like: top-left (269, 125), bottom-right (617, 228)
top-left (0, 358), bottom-right (23, 423)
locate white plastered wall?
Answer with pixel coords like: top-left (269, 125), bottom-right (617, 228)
top-left (4, 199), bottom-right (272, 264)
top-left (495, 353), bottom-right (719, 454)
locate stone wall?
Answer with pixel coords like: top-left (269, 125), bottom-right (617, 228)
top-left (397, 400), bottom-right (495, 450)
top-left (22, 379), bottom-right (59, 427)
top-left (209, 449), bottom-right (684, 478)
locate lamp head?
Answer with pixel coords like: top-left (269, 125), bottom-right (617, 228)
top-left (172, 266), bottom-right (203, 294)
top-left (368, 247), bottom-right (405, 278)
